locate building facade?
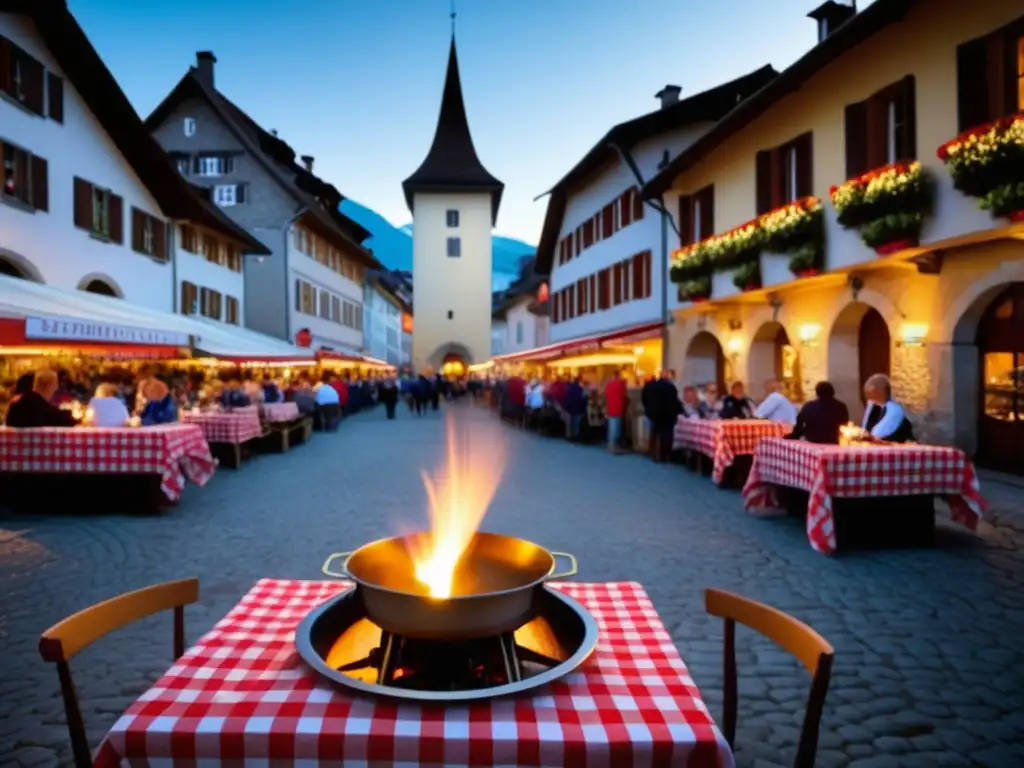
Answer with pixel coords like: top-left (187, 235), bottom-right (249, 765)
top-left (641, 0), bottom-right (1024, 473)
top-left (145, 52), bottom-right (378, 351)
top-left (403, 38), bottom-right (504, 373)
top-left (0, 5), bottom-right (266, 317)
top-left (531, 67), bottom-right (778, 366)
top-left (363, 269), bottom-right (411, 367)
top-left (491, 256), bottom-right (549, 355)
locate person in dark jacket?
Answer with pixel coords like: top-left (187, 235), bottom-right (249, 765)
top-left (379, 378), bottom-right (399, 419)
top-left (719, 381), bottom-right (757, 420)
top-left (647, 371), bottom-right (682, 462)
top-left (431, 373), bottom-right (443, 411)
top-left (5, 370), bottom-right (77, 428)
top-left (562, 377), bottom-right (587, 440)
top-left (140, 379), bottom-right (178, 426)
top-left (219, 379), bottom-right (252, 409)
top-left (414, 375), bottom-right (431, 415)
top-left (788, 381), bottom-right (850, 444)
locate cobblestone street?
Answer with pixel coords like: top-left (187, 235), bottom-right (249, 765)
top-left (2, 402), bottom-right (1024, 767)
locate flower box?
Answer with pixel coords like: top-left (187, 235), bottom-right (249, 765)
top-left (830, 162), bottom-right (931, 252)
top-left (938, 113), bottom-right (1024, 200)
top-left (711, 270), bottom-right (739, 301)
top-left (794, 268), bottom-right (820, 278)
top-left (1010, 209), bottom-right (1024, 222)
top-left (759, 251), bottom-right (793, 286)
top-left (676, 276), bottom-right (711, 304)
top-left (874, 238), bottom-right (918, 256)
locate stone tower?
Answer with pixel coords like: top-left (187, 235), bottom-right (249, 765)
top-left (403, 36), bottom-right (503, 374)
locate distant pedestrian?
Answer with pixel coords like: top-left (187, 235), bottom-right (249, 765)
top-left (380, 378), bottom-right (399, 420)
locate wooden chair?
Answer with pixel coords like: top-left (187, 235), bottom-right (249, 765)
top-left (38, 578), bottom-right (200, 768)
top-left (704, 588), bottom-right (834, 768)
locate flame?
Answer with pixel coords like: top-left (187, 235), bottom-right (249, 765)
top-left (413, 413), bottom-right (506, 599)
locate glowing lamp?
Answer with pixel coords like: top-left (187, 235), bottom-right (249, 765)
top-left (727, 336), bottom-right (743, 356)
top-left (898, 322), bottom-right (928, 347)
top-left (797, 323), bottom-right (821, 347)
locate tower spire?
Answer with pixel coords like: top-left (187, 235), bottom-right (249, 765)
top-left (450, 0), bottom-right (456, 35)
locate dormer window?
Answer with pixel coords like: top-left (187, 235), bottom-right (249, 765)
top-left (195, 155), bottom-right (232, 177)
top-left (183, 117), bottom-right (196, 137)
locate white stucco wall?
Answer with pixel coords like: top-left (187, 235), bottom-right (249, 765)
top-left (0, 13), bottom-right (174, 309)
top-left (174, 243), bottom-right (246, 322)
top-left (549, 123), bottom-right (711, 342)
top-left (412, 192), bottom-right (493, 368)
top-left (504, 296), bottom-right (543, 353)
top-left (288, 233), bottom-right (364, 351)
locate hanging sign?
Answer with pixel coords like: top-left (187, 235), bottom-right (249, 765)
top-left (24, 316), bottom-right (191, 347)
top-left (295, 328), bottom-right (313, 347)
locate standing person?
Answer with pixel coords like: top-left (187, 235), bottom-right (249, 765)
top-left (415, 374), bottom-right (431, 415)
top-left (314, 379), bottom-right (341, 431)
top-left (330, 375), bottom-right (350, 417)
top-left (788, 381), bottom-right (850, 444)
top-left (604, 369), bottom-right (628, 454)
top-left (755, 379), bottom-right (798, 424)
top-left (379, 378), bottom-right (399, 420)
top-left (431, 373), bottom-right (443, 411)
top-left (562, 376), bottom-right (587, 441)
top-left (647, 370), bottom-right (682, 463)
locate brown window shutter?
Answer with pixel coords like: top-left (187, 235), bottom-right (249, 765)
top-left (588, 274), bottom-right (596, 312)
top-left (632, 187), bottom-right (644, 220)
top-left (632, 253), bottom-right (644, 299)
top-left (755, 151), bottom-right (772, 215)
top-left (956, 36), bottom-right (991, 131)
top-left (643, 251), bottom-right (652, 298)
top-left (130, 208), bottom-right (142, 251)
top-left (900, 76), bottom-right (917, 161)
top-left (73, 177), bottom-right (92, 229)
top-left (0, 38), bottom-right (10, 92)
top-left (574, 226), bottom-right (582, 256)
top-left (25, 58), bottom-right (45, 115)
top-left (677, 195), bottom-right (693, 246)
top-left (866, 93), bottom-right (889, 170)
top-left (295, 280), bottom-right (301, 311)
top-left (769, 148), bottom-right (785, 208)
top-left (47, 73), bottom-right (63, 123)
top-left (699, 186), bottom-right (714, 240)
top-left (844, 101), bottom-right (869, 178)
top-left (154, 219), bottom-right (167, 260)
top-left (796, 133), bottom-right (813, 199)
top-left (576, 278), bottom-right (584, 314)
top-left (583, 218), bottom-right (594, 248)
top-left (602, 204), bottom-right (614, 238)
top-left (108, 194), bottom-right (124, 244)
top-left (986, 31), bottom-right (1007, 123)
top-left (620, 190), bottom-right (633, 227)
top-left (29, 154), bottom-right (47, 211)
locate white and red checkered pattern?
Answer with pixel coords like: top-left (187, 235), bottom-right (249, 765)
top-left (93, 579), bottom-right (733, 768)
top-left (261, 402), bottom-right (301, 423)
top-left (0, 423), bottom-right (215, 500)
top-left (674, 419), bottom-right (790, 484)
top-left (180, 405), bottom-right (263, 444)
top-left (742, 437), bottom-right (988, 554)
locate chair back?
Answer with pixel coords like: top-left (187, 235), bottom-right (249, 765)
top-left (705, 588), bottom-right (834, 768)
top-left (38, 578), bottom-right (199, 768)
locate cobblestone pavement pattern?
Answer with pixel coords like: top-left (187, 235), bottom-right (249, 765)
top-left (2, 403), bottom-right (1024, 768)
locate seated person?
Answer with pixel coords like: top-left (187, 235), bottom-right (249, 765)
top-left (4, 369), bottom-right (77, 428)
top-left (89, 382), bottom-right (130, 427)
top-left (262, 380), bottom-right (283, 404)
top-left (754, 379), bottom-right (798, 423)
top-left (219, 379), bottom-right (252, 409)
top-left (718, 381), bottom-right (756, 420)
top-left (861, 373), bottom-right (915, 443)
top-left (140, 380), bottom-right (178, 426)
top-left (789, 381), bottom-right (850, 444)
top-left (680, 385), bottom-right (707, 419)
top-left (699, 383), bottom-right (723, 417)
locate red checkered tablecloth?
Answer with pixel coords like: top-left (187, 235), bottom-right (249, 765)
top-left (93, 579), bottom-right (733, 768)
top-left (742, 437), bottom-right (987, 554)
top-left (261, 402), bottom-right (301, 423)
top-left (180, 405), bottom-right (264, 444)
top-left (674, 419), bottom-right (790, 484)
top-left (0, 423), bottom-right (215, 500)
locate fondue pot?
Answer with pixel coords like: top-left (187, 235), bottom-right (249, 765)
top-left (322, 532), bottom-right (577, 640)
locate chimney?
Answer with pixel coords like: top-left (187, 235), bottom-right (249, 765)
top-left (807, 1), bottom-right (856, 43)
top-left (195, 51), bottom-right (217, 87)
top-left (270, 129), bottom-right (278, 137)
top-left (655, 85), bottom-right (682, 110)
top-left (301, 155), bottom-right (314, 172)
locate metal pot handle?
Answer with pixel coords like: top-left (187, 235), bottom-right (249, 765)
top-left (322, 552), bottom-right (354, 579)
top-left (548, 552), bottom-right (578, 580)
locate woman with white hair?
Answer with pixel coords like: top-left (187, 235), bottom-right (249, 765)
top-left (861, 373), bottom-right (914, 443)
top-left (90, 382), bottom-right (130, 427)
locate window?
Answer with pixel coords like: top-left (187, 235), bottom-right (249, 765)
top-left (516, 322), bottom-right (523, 344)
top-left (73, 178), bottom-right (123, 243)
top-left (225, 244), bottom-right (242, 272)
top-left (200, 287), bottom-right (222, 320)
top-left (131, 208), bottom-right (167, 259)
top-left (196, 155), bottom-right (231, 177)
top-left (955, 17), bottom-right (1024, 131)
top-left (226, 296), bottom-right (240, 325)
top-left (342, 301), bottom-right (353, 327)
top-left (447, 310), bottom-right (454, 320)
top-left (46, 72), bottom-right (63, 123)
top-left (297, 280), bottom-right (316, 314)
top-left (843, 77), bottom-right (916, 178)
top-left (1, 141), bottom-right (47, 211)
top-left (92, 187), bottom-right (109, 236)
top-left (293, 228), bottom-right (310, 254)
top-left (214, 184), bottom-right (246, 206)
top-left (175, 156), bottom-right (190, 176)
top-left (319, 289), bottom-right (331, 319)
top-left (755, 133), bottom-right (813, 214)
top-left (2, 41), bottom-right (45, 115)
top-left (183, 117), bottom-right (196, 137)
top-left (677, 185), bottom-right (714, 246)
top-left (202, 234), bottom-right (218, 263)
top-left (180, 224), bottom-right (198, 253)
top-left (331, 296), bottom-right (341, 323)
top-left (446, 209), bottom-right (459, 227)
top-left (181, 282), bottom-right (198, 315)
top-left (447, 237), bottom-right (461, 257)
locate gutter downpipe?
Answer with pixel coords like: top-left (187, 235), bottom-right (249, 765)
top-left (607, 143), bottom-right (681, 373)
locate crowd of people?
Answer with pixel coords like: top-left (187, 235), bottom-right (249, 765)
top-left (492, 367), bottom-right (915, 461)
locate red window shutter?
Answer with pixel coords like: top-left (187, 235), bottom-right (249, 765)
top-left (583, 218), bottom-right (594, 248)
top-left (602, 204), bottom-right (614, 238)
top-left (47, 73), bottom-right (63, 123)
top-left (568, 285), bottom-right (576, 318)
top-left (644, 251), bottom-right (653, 298)
top-left (612, 264), bottom-right (622, 305)
top-left (899, 76), bottom-right (917, 161)
top-left (632, 253), bottom-right (644, 299)
top-left (575, 226), bottom-right (583, 256)
top-left (30, 154), bottom-right (47, 212)
top-left (576, 278), bottom-right (585, 314)
top-left (844, 101), bottom-right (869, 178)
top-left (108, 194), bottom-right (124, 244)
top-left (795, 132), bottom-right (813, 199)
top-left (755, 151), bottom-right (772, 215)
top-left (698, 186), bottom-right (715, 240)
top-left (632, 187), bottom-right (644, 221)
top-left (588, 274), bottom-right (596, 312)
top-left (677, 195), bottom-right (693, 246)
top-left (73, 177), bottom-right (92, 229)
top-left (620, 190), bottom-right (633, 227)
top-left (597, 269), bottom-right (609, 309)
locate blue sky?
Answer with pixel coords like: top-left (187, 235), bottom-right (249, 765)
top-left (70, 0), bottom-right (875, 244)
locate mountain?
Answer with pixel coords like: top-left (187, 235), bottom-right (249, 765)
top-left (340, 199), bottom-right (534, 289)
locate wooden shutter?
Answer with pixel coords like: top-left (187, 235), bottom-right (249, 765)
top-left (956, 36), bottom-right (990, 131)
top-left (900, 76), bottom-right (917, 161)
top-left (632, 187), bottom-right (645, 220)
top-left (30, 154), bottom-right (47, 211)
top-left (235, 183), bottom-right (246, 203)
top-left (47, 73), bottom-right (63, 123)
top-left (108, 194), bottom-right (124, 243)
top-left (602, 203), bottom-right (614, 238)
top-left (866, 93), bottom-right (889, 170)
top-left (25, 58), bottom-right (45, 115)
top-left (597, 269), bottom-right (609, 309)
top-left (795, 133), bottom-right (814, 199)
top-left (755, 151), bottom-right (772, 214)
top-left (987, 30), bottom-right (1008, 124)
top-left (620, 190), bottom-right (633, 227)
top-left (698, 186), bottom-right (714, 240)
top-left (588, 274), bottom-right (596, 313)
top-left (131, 208), bottom-right (143, 251)
top-left (193, 156), bottom-right (202, 174)
top-left (769, 148), bottom-right (784, 208)
top-left (0, 38), bottom-right (10, 92)
top-left (583, 218), bottom-right (594, 248)
top-left (844, 101), bottom-right (869, 178)
top-left (574, 226), bottom-right (583, 256)
top-left (576, 278), bottom-right (585, 314)
top-left (612, 263), bottom-right (622, 305)
top-left (73, 177), bottom-right (92, 229)
top-left (632, 253), bottom-right (645, 299)
top-left (677, 195), bottom-right (693, 246)
top-left (154, 219), bottom-right (167, 260)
